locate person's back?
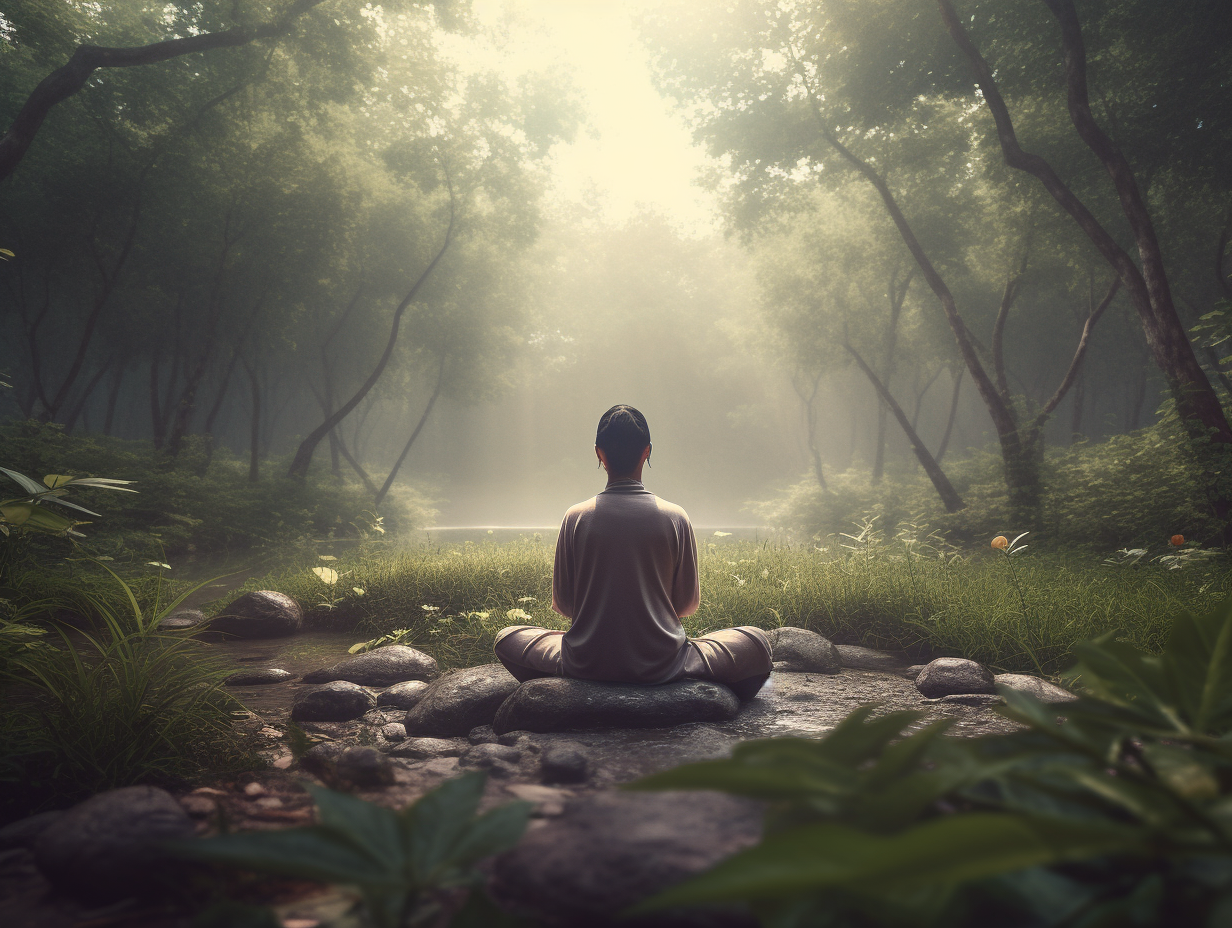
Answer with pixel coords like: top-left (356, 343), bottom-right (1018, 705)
top-left (493, 404), bottom-right (772, 700)
top-left (555, 479), bottom-right (698, 683)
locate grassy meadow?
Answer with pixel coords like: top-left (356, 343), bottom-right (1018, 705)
top-left (220, 526), bottom-right (1231, 677)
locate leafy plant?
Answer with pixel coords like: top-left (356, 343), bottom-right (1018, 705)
top-left (0, 465), bottom-right (136, 539)
top-left (629, 596), bottom-right (1232, 927)
top-left (0, 560), bottom-right (253, 819)
top-left (175, 773), bottom-right (532, 927)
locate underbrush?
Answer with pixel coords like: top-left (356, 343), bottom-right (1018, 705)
top-left (0, 565), bottom-right (262, 823)
top-left (1, 419), bottom-right (435, 560)
top-left (230, 532), bottom-right (1229, 676)
top-left (753, 418), bottom-right (1224, 550)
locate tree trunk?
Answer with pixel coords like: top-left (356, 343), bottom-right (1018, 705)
top-left (103, 360), bottom-right (125, 437)
top-left (1069, 367), bottom-right (1085, 443)
top-left (288, 176), bottom-right (455, 480)
top-left (792, 371), bottom-right (828, 489)
top-left (845, 342), bottom-right (965, 512)
top-left (940, 0), bottom-right (1232, 533)
top-left (374, 358), bottom-right (446, 506)
top-left (936, 368), bottom-right (964, 463)
top-left (61, 354), bottom-right (114, 433)
top-left (872, 269), bottom-right (912, 484)
top-left (241, 357), bottom-right (261, 484)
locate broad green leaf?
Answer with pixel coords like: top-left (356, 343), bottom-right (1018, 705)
top-left (0, 502), bottom-right (76, 533)
top-left (632, 814), bottom-right (1145, 913)
top-left (0, 466), bottom-right (46, 496)
top-left (305, 784), bottom-right (407, 872)
top-left (42, 474), bottom-right (76, 489)
top-left (312, 566), bottom-right (339, 585)
top-left (1162, 600), bottom-right (1232, 735)
top-left (448, 800), bottom-right (534, 871)
top-left (405, 772), bottom-right (488, 881)
top-left (169, 826), bottom-right (399, 886)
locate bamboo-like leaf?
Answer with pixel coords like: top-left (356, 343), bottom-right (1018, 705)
top-left (61, 476), bottom-right (138, 492)
top-left (39, 495), bottom-right (102, 517)
top-left (43, 474), bottom-right (76, 489)
top-left (0, 466), bottom-right (46, 495)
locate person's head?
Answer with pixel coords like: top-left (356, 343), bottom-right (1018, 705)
top-left (595, 405), bottom-right (651, 477)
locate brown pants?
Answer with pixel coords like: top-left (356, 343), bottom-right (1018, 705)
top-left (493, 625), bottom-right (773, 701)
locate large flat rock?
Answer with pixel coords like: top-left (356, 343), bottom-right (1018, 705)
top-left (490, 790), bottom-right (762, 928)
top-left (403, 664), bottom-right (521, 737)
top-left (209, 591), bottom-right (302, 639)
top-left (302, 645), bottom-right (438, 687)
top-left (493, 678), bottom-right (741, 735)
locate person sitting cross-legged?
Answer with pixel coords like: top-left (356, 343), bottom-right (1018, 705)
top-left (493, 404), bottom-right (772, 701)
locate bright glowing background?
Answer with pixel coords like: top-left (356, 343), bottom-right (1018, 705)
top-left (468, 0), bottom-right (718, 232)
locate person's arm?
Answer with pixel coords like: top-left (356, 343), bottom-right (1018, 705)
top-left (671, 517), bottom-right (701, 618)
top-left (551, 514), bottom-right (576, 620)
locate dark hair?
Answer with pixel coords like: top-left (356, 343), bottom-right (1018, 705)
top-left (595, 405), bottom-right (651, 475)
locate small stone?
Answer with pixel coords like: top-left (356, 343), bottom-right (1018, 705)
top-left (460, 742), bottom-right (522, 777)
top-left (994, 673), bottom-right (1078, 704)
top-left (924, 693), bottom-right (1005, 707)
top-left (254, 796), bottom-right (284, 810)
top-left (498, 730), bottom-right (534, 747)
top-left (904, 664), bottom-right (927, 680)
top-left (34, 786), bottom-right (195, 903)
top-left (179, 795), bottom-right (217, 819)
top-left (0, 811), bottom-right (64, 851)
top-left (377, 680), bottom-right (430, 710)
top-left (835, 644), bottom-right (908, 671)
top-left (468, 724), bottom-right (500, 745)
top-left (362, 708), bottom-right (402, 725)
top-left (242, 782), bottom-right (266, 797)
top-left (404, 664), bottom-right (522, 737)
top-left (915, 658), bottom-right (996, 698)
top-left (540, 744), bottom-right (589, 784)
top-left (210, 591), bottom-right (303, 639)
top-left (226, 668), bottom-right (294, 686)
top-left (158, 608), bottom-right (206, 631)
top-left (768, 627), bottom-right (841, 673)
top-left (493, 678), bottom-right (741, 735)
top-left (302, 744), bottom-right (396, 787)
top-left (302, 645), bottom-right (439, 687)
top-left (381, 722), bottom-right (407, 742)
top-left (291, 681), bottom-right (377, 722)
top-left (385, 737), bottom-right (467, 760)
top-left (300, 741), bottom-right (347, 776)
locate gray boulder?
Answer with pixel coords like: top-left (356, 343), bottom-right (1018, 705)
top-left (303, 645), bottom-right (438, 687)
top-left (226, 668), bottom-right (294, 686)
top-left (381, 722), bottom-right (408, 742)
top-left (0, 810), bottom-right (63, 851)
top-left (489, 790), bottom-right (761, 928)
top-left (493, 678), bottom-right (741, 735)
top-left (291, 681), bottom-right (377, 721)
top-left (995, 673), bottom-right (1078, 704)
top-left (835, 644), bottom-right (908, 671)
top-left (404, 664), bottom-right (522, 737)
top-left (302, 743), bottom-right (396, 787)
top-left (385, 737), bottom-right (467, 760)
top-left (541, 743), bottom-right (590, 784)
top-left (768, 626), bottom-right (840, 673)
top-left (459, 743), bottom-right (523, 777)
top-left (158, 608), bottom-right (206, 631)
top-left (915, 657), bottom-right (996, 698)
top-left (34, 786), bottom-right (195, 903)
top-left (377, 680), bottom-right (430, 710)
top-left (210, 591), bottom-right (302, 639)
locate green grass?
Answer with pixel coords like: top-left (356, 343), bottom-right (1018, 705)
top-left (223, 531), bottom-right (1231, 676)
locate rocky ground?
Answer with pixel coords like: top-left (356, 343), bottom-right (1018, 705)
top-left (0, 597), bottom-right (1076, 928)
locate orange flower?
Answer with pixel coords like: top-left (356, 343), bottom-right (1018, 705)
top-left (1171, 534), bottom-right (1185, 547)
top-left (991, 535), bottom-right (1008, 550)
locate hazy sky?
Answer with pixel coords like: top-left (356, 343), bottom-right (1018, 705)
top-left (468, 0), bottom-right (719, 232)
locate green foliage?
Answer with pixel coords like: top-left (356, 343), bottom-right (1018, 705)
top-left (0, 463), bottom-right (136, 539)
top-left (0, 562), bottom-right (257, 822)
top-left (757, 418), bottom-right (1222, 550)
top-left (630, 597), bottom-right (1232, 927)
top-left (241, 533), bottom-right (1226, 676)
top-left (0, 422), bottom-right (433, 559)
top-left (175, 773), bottom-right (532, 928)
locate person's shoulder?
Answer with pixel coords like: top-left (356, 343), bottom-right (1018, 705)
top-left (562, 497), bottom-right (598, 522)
top-left (652, 495), bottom-right (692, 525)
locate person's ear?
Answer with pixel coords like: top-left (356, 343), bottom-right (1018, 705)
top-left (596, 445), bottom-right (607, 470)
top-left (641, 443), bottom-right (652, 467)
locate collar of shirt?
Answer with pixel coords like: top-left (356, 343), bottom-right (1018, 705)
top-left (600, 478), bottom-right (646, 494)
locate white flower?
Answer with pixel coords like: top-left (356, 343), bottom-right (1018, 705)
top-left (732, 575), bottom-right (746, 587)
top-left (146, 561), bottom-right (171, 570)
top-left (760, 569), bottom-right (769, 579)
top-left (506, 608), bottom-right (532, 621)
top-left (421, 605), bottom-right (440, 612)
top-left (318, 555), bottom-right (337, 561)
top-left (517, 596), bottom-right (536, 602)
top-left (352, 587), bottom-right (366, 596)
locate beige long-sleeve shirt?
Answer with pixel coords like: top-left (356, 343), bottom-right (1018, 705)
top-left (552, 479), bottom-right (700, 684)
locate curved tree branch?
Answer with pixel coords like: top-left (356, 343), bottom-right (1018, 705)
top-left (0, 0), bottom-right (328, 182)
